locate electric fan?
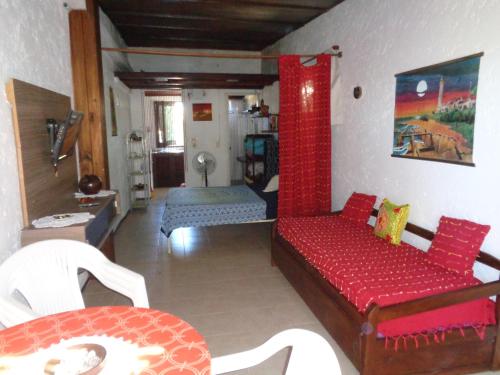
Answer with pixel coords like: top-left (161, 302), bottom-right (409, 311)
top-left (192, 151), bottom-right (217, 187)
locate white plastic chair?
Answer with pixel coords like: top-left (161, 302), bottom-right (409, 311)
top-left (0, 239), bottom-right (149, 328)
top-left (211, 329), bottom-right (342, 375)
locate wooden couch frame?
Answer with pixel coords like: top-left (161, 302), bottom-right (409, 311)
top-left (271, 210), bottom-right (500, 375)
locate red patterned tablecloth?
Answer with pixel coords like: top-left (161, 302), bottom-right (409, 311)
top-left (0, 306), bottom-right (211, 375)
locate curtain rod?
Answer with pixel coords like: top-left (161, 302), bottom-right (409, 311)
top-left (101, 46), bottom-right (342, 60)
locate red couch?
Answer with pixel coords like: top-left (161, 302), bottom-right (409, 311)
top-left (272, 211), bottom-right (500, 375)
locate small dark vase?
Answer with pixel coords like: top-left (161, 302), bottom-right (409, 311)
top-left (79, 174), bottom-right (102, 195)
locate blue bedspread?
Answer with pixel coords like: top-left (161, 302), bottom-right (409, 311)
top-left (161, 185), bottom-right (267, 236)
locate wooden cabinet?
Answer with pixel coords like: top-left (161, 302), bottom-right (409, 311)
top-left (153, 151), bottom-right (185, 188)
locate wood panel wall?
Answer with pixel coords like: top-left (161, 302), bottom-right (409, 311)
top-left (69, 0), bottom-right (109, 188)
top-left (7, 79), bottom-right (78, 227)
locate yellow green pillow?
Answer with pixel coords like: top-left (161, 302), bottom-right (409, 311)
top-left (373, 199), bottom-right (410, 245)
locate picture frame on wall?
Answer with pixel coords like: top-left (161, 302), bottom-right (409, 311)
top-left (392, 53), bottom-right (483, 166)
top-left (192, 103), bottom-right (212, 121)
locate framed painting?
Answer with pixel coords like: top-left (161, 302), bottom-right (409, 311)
top-left (192, 103), bottom-right (212, 121)
top-left (392, 53), bottom-right (483, 166)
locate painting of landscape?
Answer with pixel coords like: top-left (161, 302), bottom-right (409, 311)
top-left (193, 103), bottom-right (213, 121)
top-left (393, 53), bottom-right (482, 166)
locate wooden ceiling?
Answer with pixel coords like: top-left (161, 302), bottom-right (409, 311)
top-left (98, 0), bottom-right (344, 51)
top-left (116, 72), bottom-right (279, 89)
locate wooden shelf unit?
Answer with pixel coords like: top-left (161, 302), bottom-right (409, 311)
top-left (243, 134), bottom-right (276, 185)
top-left (127, 131), bottom-right (151, 208)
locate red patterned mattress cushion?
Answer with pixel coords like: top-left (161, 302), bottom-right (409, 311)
top-left (427, 216), bottom-right (490, 278)
top-left (340, 192), bottom-right (377, 225)
top-left (277, 215), bottom-right (495, 337)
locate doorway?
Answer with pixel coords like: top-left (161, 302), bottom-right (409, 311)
top-left (146, 92), bottom-right (186, 188)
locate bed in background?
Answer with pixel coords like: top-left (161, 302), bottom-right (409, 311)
top-left (161, 185), bottom-right (267, 243)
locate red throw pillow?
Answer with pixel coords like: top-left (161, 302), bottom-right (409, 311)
top-left (427, 216), bottom-right (490, 278)
top-left (340, 192), bottom-right (377, 225)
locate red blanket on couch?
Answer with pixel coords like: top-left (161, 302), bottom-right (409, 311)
top-left (278, 215), bottom-right (495, 345)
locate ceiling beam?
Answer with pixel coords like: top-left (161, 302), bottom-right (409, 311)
top-left (116, 71), bottom-right (279, 90)
top-left (122, 82), bottom-right (276, 89)
top-left (97, 0), bottom-right (344, 52)
top-left (119, 27), bottom-right (279, 44)
top-left (124, 81), bottom-right (274, 86)
top-left (98, 0), bottom-right (323, 23)
top-left (123, 83), bottom-right (272, 89)
top-left (229, 0), bottom-right (341, 7)
top-left (116, 72), bottom-right (279, 81)
top-left (108, 13), bottom-right (296, 34)
top-left (123, 38), bottom-right (267, 51)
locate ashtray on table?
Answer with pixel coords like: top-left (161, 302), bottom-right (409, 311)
top-left (44, 344), bottom-right (106, 375)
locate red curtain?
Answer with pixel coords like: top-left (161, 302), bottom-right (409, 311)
top-left (278, 55), bottom-right (331, 217)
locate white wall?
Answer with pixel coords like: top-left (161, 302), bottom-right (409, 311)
top-left (262, 81), bottom-right (279, 114)
top-left (130, 91), bottom-right (145, 131)
top-left (183, 89), bottom-right (261, 187)
top-left (128, 48), bottom-right (261, 74)
top-left (265, 0), bottom-right (500, 281)
top-left (0, 0), bottom-right (84, 262)
top-left (100, 10), bottom-right (133, 221)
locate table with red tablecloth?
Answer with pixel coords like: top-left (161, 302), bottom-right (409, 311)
top-left (0, 306), bottom-right (210, 375)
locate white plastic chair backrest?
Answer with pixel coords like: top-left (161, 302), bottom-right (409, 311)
top-left (211, 329), bottom-right (342, 375)
top-left (0, 239), bottom-right (147, 319)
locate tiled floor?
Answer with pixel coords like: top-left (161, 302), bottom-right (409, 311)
top-left (82, 189), bottom-right (493, 375)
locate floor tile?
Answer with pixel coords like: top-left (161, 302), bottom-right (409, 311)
top-left (81, 188), bottom-right (490, 375)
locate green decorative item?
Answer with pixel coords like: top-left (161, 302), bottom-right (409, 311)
top-left (374, 198), bottom-right (410, 245)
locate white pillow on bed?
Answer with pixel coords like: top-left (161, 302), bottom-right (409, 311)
top-left (263, 175), bottom-right (279, 192)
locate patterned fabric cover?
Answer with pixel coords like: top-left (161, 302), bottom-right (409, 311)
top-left (278, 215), bottom-right (495, 338)
top-left (278, 55), bottom-right (331, 218)
top-left (340, 192), bottom-right (377, 225)
top-left (427, 216), bottom-right (490, 278)
top-left (0, 306), bottom-right (210, 374)
top-left (161, 185), bottom-right (266, 236)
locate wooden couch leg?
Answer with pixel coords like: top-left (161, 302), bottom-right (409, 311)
top-left (360, 307), bottom-right (379, 375)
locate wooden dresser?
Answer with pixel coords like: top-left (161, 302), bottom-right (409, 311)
top-left (21, 196), bottom-right (117, 261)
